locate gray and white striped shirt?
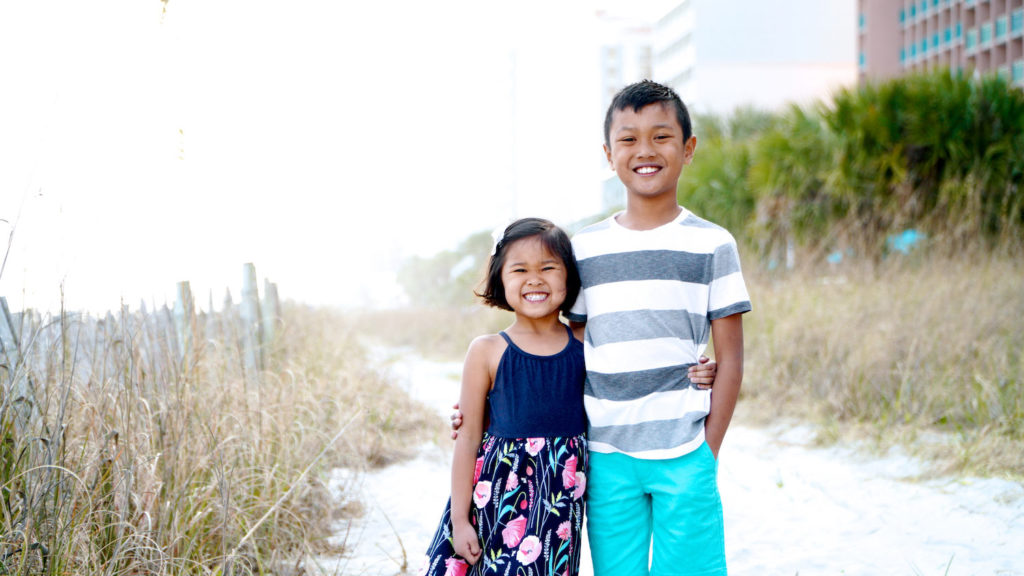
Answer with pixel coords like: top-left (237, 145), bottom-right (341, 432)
top-left (566, 209), bottom-right (751, 459)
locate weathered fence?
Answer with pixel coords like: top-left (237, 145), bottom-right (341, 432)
top-left (0, 262), bottom-right (281, 433)
top-left (0, 262), bottom-right (289, 573)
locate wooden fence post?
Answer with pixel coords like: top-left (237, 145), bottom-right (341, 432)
top-left (261, 279), bottom-right (280, 356)
top-left (240, 263), bottom-right (263, 380)
top-left (173, 281), bottom-right (196, 364)
top-left (1, 296), bottom-right (37, 429)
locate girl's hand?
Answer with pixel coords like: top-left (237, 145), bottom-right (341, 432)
top-left (688, 355), bottom-right (717, 389)
top-left (453, 520), bottom-right (482, 565)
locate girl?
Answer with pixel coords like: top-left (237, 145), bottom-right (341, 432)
top-left (419, 217), bottom-right (588, 575)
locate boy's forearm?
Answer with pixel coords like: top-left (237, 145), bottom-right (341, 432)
top-left (704, 314), bottom-right (744, 456)
top-left (704, 370), bottom-right (740, 454)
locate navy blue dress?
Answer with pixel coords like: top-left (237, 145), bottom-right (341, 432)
top-left (418, 324), bottom-right (588, 576)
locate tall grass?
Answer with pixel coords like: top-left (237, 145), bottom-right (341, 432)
top-left (366, 253), bottom-right (1023, 480)
top-left (0, 300), bottom-right (437, 574)
top-left (741, 252), bottom-right (1023, 479)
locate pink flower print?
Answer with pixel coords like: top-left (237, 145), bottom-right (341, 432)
top-left (444, 558), bottom-right (468, 576)
top-left (502, 515), bottom-right (527, 548)
top-left (562, 455), bottom-right (577, 489)
top-left (516, 535), bottom-right (543, 565)
top-left (505, 470), bottom-right (519, 492)
top-left (573, 472), bottom-right (586, 500)
top-left (556, 521), bottom-right (571, 541)
top-left (472, 456), bottom-right (484, 483)
top-left (519, 498), bottom-right (528, 510)
top-left (473, 481), bottom-right (492, 508)
top-left (527, 465), bottom-right (534, 476)
top-left (525, 437), bottom-right (545, 456)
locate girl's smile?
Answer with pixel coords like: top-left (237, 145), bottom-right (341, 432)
top-left (523, 291), bottom-right (549, 302)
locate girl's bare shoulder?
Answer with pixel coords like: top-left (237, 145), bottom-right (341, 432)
top-left (462, 333), bottom-right (508, 387)
top-left (465, 333), bottom-right (508, 364)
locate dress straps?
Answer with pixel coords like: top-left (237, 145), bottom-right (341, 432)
top-left (498, 323), bottom-right (573, 355)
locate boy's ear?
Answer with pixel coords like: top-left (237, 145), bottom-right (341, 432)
top-left (683, 136), bottom-right (698, 165)
top-left (603, 143), bottom-right (612, 167)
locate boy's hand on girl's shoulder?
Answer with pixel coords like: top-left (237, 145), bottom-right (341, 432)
top-left (689, 355), bottom-right (717, 389)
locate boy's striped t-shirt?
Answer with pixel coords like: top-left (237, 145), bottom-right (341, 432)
top-left (566, 208), bottom-right (751, 460)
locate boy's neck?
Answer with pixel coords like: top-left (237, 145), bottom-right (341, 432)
top-left (617, 194), bottom-right (683, 231)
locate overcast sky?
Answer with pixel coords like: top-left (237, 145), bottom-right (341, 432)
top-left (0, 1), bottom-right (852, 314)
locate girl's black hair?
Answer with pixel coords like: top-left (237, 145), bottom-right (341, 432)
top-left (477, 217), bottom-right (581, 314)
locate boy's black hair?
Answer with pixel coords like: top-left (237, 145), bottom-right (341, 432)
top-left (477, 217), bottom-right (581, 314)
top-left (603, 79), bottom-right (693, 147)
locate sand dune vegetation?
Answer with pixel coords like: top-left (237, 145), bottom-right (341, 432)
top-left (0, 298), bottom-right (437, 575)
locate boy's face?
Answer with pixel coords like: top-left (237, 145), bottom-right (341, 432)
top-left (604, 102), bottom-right (697, 202)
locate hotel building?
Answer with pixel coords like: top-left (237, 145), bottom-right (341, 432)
top-left (858, 0), bottom-right (1024, 86)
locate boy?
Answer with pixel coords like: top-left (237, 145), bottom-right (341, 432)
top-left (566, 79), bottom-right (750, 575)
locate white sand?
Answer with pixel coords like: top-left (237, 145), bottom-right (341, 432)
top-left (319, 354), bottom-right (1024, 576)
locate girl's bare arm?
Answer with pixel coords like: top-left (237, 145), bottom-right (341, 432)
top-left (449, 336), bottom-right (494, 565)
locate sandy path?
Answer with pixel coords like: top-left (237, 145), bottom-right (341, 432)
top-left (319, 354), bottom-right (1024, 576)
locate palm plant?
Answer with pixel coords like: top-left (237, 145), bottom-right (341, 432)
top-left (747, 104), bottom-right (837, 264)
top-left (677, 109), bottom-right (770, 240)
top-left (824, 70), bottom-right (1023, 252)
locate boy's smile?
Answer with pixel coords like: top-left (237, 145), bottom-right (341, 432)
top-left (604, 102), bottom-right (696, 201)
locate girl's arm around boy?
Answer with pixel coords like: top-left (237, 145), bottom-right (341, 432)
top-left (704, 314), bottom-right (744, 458)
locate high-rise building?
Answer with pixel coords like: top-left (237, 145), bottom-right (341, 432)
top-left (652, 0), bottom-right (858, 116)
top-left (597, 11), bottom-right (654, 117)
top-left (858, 0), bottom-right (1024, 86)
top-left (595, 10), bottom-right (657, 210)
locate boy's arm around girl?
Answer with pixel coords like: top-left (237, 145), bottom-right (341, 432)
top-left (447, 353), bottom-right (718, 438)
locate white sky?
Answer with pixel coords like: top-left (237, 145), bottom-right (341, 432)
top-left (0, 0), bottom-right (850, 314)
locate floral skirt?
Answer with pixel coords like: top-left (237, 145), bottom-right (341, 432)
top-left (418, 433), bottom-right (588, 576)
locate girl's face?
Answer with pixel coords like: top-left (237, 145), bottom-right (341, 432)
top-left (500, 236), bottom-right (568, 319)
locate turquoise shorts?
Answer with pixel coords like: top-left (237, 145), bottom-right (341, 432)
top-left (586, 443), bottom-right (726, 576)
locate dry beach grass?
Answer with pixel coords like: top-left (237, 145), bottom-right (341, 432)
top-left (366, 252), bottom-right (1024, 481)
top-left (0, 301), bottom-right (436, 575)
top-left (736, 252), bottom-right (1024, 479)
